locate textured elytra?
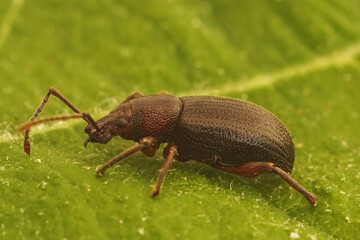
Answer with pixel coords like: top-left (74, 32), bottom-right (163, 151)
top-left (175, 96), bottom-right (295, 173)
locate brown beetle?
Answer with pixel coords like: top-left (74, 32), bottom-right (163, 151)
top-left (20, 88), bottom-right (317, 205)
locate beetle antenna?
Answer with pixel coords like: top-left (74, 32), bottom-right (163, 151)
top-left (19, 113), bottom-right (94, 155)
top-left (20, 88), bottom-right (103, 155)
top-left (19, 114), bottom-right (84, 131)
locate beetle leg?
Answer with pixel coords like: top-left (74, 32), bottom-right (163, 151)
top-left (95, 136), bottom-right (158, 176)
top-left (210, 161), bottom-right (274, 178)
top-left (271, 165), bottom-right (317, 205)
top-left (152, 144), bottom-right (178, 197)
top-left (211, 162), bottom-right (317, 206)
top-left (121, 91), bottom-right (143, 104)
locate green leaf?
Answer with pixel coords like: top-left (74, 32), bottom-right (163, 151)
top-left (1, 0), bottom-right (360, 239)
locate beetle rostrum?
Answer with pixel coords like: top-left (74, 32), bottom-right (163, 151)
top-left (20, 88), bottom-right (317, 206)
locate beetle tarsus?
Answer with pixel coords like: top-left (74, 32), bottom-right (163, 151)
top-left (151, 189), bottom-right (160, 197)
top-left (84, 138), bottom-right (90, 148)
top-left (95, 166), bottom-right (103, 177)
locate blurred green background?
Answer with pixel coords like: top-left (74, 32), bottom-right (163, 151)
top-left (1, 0), bottom-right (360, 239)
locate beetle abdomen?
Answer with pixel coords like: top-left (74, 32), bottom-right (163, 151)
top-left (176, 96), bottom-right (295, 173)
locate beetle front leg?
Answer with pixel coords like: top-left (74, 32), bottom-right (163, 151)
top-left (211, 162), bottom-right (317, 206)
top-left (95, 137), bottom-right (158, 175)
top-left (152, 144), bottom-right (178, 197)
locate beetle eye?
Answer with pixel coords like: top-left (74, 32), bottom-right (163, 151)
top-left (116, 118), bottom-right (128, 128)
top-left (84, 125), bottom-right (91, 133)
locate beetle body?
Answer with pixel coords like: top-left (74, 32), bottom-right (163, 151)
top-left (122, 95), bottom-right (294, 173)
top-left (21, 89), bottom-right (316, 205)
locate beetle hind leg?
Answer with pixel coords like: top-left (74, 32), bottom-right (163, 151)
top-left (211, 162), bottom-right (274, 178)
top-left (211, 162), bottom-right (317, 206)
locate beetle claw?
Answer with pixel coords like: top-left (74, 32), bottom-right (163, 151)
top-left (84, 138), bottom-right (90, 148)
top-left (152, 189), bottom-right (160, 197)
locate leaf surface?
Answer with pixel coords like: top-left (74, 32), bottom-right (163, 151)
top-left (1, 0), bottom-right (359, 239)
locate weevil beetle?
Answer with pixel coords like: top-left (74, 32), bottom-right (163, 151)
top-left (20, 88), bottom-right (317, 205)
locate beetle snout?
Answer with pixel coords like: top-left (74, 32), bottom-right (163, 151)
top-left (86, 129), bottom-right (113, 145)
top-left (84, 124), bottom-right (102, 136)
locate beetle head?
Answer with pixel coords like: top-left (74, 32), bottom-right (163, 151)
top-left (84, 103), bottom-right (134, 147)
